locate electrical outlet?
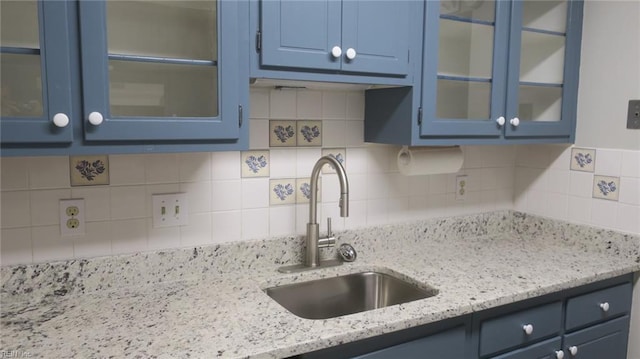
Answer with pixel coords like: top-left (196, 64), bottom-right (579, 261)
top-left (152, 193), bottom-right (188, 228)
top-left (627, 100), bottom-right (640, 129)
top-left (59, 199), bottom-right (85, 236)
top-left (455, 175), bottom-right (468, 201)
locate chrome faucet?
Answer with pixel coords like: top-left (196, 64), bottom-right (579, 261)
top-left (278, 155), bottom-right (349, 273)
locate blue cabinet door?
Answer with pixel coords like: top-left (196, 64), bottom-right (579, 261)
top-left (563, 316), bottom-right (630, 359)
top-left (260, 0), bottom-right (342, 71)
top-left (78, 0), bottom-right (242, 142)
top-left (418, 0), bottom-right (510, 140)
top-left (0, 0), bottom-right (74, 144)
top-left (504, 0), bottom-right (584, 140)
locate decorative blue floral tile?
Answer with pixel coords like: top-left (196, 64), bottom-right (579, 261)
top-left (296, 178), bottom-right (321, 204)
top-left (297, 120), bottom-right (322, 147)
top-left (269, 120), bottom-right (297, 147)
top-left (321, 148), bottom-right (346, 174)
top-left (69, 155), bottom-right (109, 186)
top-left (570, 147), bottom-right (596, 172)
top-left (592, 175), bottom-right (620, 201)
top-left (241, 150), bottom-right (270, 178)
top-left (270, 179), bottom-right (296, 205)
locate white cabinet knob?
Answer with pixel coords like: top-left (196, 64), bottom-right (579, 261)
top-left (52, 113), bottom-right (70, 128)
top-left (331, 46), bottom-right (342, 58)
top-left (523, 324), bottom-right (534, 335)
top-left (555, 350), bottom-right (565, 359)
top-left (569, 346), bottom-right (578, 356)
top-left (88, 111), bottom-right (104, 126)
top-left (496, 116), bottom-right (506, 126)
top-left (510, 117), bottom-right (520, 126)
top-left (600, 302), bottom-right (610, 312)
top-left (345, 48), bottom-right (357, 60)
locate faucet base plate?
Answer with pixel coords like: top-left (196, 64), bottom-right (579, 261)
top-left (277, 259), bottom-right (343, 273)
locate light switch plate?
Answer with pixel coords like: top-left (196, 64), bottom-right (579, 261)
top-left (60, 199), bottom-right (85, 236)
top-left (152, 193), bottom-right (188, 228)
top-left (627, 100), bottom-right (640, 129)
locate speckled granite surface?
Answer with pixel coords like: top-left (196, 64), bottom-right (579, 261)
top-left (1, 211), bottom-right (639, 358)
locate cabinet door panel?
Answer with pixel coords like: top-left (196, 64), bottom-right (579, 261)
top-left (260, 0), bottom-right (341, 71)
top-left (353, 325), bottom-right (467, 359)
top-left (79, 0), bottom-right (240, 141)
top-left (0, 0), bottom-right (73, 144)
top-left (490, 337), bottom-right (562, 359)
top-left (563, 316), bottom-right (630, 359)
top-left (341, 1), bottom-right (411, 76)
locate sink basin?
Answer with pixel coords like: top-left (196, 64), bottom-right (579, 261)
top-left (265, 271), bottom-right (438, 319)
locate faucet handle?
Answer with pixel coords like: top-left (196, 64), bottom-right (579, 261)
top-left (327, 217), bottom-right (332, 237)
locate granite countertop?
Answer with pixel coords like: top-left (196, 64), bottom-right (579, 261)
top-left (1, 211), bottom-right (639, 358)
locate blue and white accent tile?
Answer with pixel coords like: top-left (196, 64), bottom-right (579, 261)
top-left (296, 178), bottom-right (321, 204)
top-left (297, 120), bottom-right (322, 147)
top-left (570, 148), bottom-right (596, 172)
top-left (269, 120), bottom-right (297, 147)
top-left (592, 175), bottom-right (620, 201)
top-left (70, 155), bottom-right (109, 186)
top-left (241, 151), bottom-right (270, 178)
top-left (321, 148), bottom-right (346, 174)
top-left (269, 178), bottom-right (296, 205)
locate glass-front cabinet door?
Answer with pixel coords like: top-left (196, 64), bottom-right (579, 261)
top-left (79, 0), bottom-right (242, 141)
top-left (505, 0), bottom-right (582, 139)
top-left (0, 0), bottom-right (73, 144)
top-left (420, 0), bottom-right (509, 139)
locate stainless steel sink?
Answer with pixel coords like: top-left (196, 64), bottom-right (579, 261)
top-left (265, 271), bottom-right (438, 319)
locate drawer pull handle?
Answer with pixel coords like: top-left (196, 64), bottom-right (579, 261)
top-left (522, 324), bottom-right (534, 335)
top-left (555, 350), bottom-right (565, 359)
top-left (600, 302), bottom-right (610, 312)
top-left (569, 346), bottom-right (578, 356)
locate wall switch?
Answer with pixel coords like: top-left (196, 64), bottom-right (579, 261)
top-left (60, 199), bottom-right (85, 236)
top-left (627, 100), bottom-right (640, 129)
top-left (152, 193), bottom-right (188, 228)
top-left (455, 175), bottom-right (468, 201)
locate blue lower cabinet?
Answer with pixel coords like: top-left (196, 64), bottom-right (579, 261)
top-left (563, 316), bottom-right (630, 359)
top-left (353, 325), bottom-right (467, 359)
top-left (489, 338), bottom-right (563, 359)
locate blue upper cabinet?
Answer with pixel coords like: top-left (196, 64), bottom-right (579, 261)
top-left (1, 0), bottom-right (249, 156)
top-left (364, 0), bottom-right (584, 145)
top-left (253, 0), bottom-right (421, 85)
top-left (0, 0), bottom-right (74, 144)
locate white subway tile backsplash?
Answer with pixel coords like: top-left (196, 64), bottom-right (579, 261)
top-left (178, 153), bottom-right (211, 183)
top-left (322, 120), bottom-right (347, 148)
top-left (546, 193), bottom-right (569, 220)
top-left (32, 225), bottom-right (74, 262)
top-left (367, 146), bottom-right (391, 174)
top-left (345, 121), bottom-right (365, 147)
top-left (619, 177), bottom-right (640, 205)
top-left (242, 178), bottom-right (269, 209)
top-left (463, 146), bottom-right (486, 169)
top-left (110, 186), bottom-right (147, 220)
top-left (71, 187), bottom-right (111, 222)
top-left (146, 219), bottom-right (180, 251)
top-left (322, 91), bottom-right (347, 119)
top-left (569, 171), bottom-right (594, 197)
top-left (269, 206), bottom-right (296, 237)
top-left (180, 213), bottom-right (212, 247)
top-left (270, 89), bottom-right (297, 119)
top-left (516, 145), bottom-right (551, 168)
top-left (212, 210), bottom-right (241, 243)
top-left (345, 148), bottom-right (368, 174)
top-left (296, 148), bottom-right (321, 178)
top-left (211, 180), bottom-right (241, 211)
top-left (344, 200), bottom-right (367, 230)
top-left (615, 203), bottom-right (640, 234)
top-left (590, 198), bottom-right (618, 229)
top-left (109, 154), bottom-right (146, 185)
top-left (28, 156), bottom-right (70, 189)
top-left (388, 173), bottom-right (410, 198)
top-left (346, 91), bottom-right (365, 120)
top-left (73, 221), bottom-right (112, 257)
top-left (111, 219), bottom-right (147, 255)
top-left (249, 88), bottom-right (270, 119)
top-left (269, 149), bottom-right (297, 178)
top-left (179, 182), bottom-right (212, 214)
top-left (212, 151), bottom-right (241, 180)
top-left (388, 197), bottom-right (410, 223)
top-left (296, 90), bottom-right (322, 119)
top-left (366, 198), bottom-right (388, 226)
top-left (1, 190), bottom-right (30, 228)
top-left (145, 154), bottom-right (179, 184)
top-left (568, 196), bottom-right (592, 224)
top-left (241, 208), bottom-right (269, 240)
top-left (320, 202), bottom-right (345, 232)
top-left (250, 119), bottom-right (269, 150)
top-left (594, 149), bottom-right (622, 176)
top-left (30, 189), bottom-right (71, 226)
top-left (1, 157), bottom-right (29, 190)
top-left (367, 174), bottom-right (390, 200)
top-left (549, 145), bottom-right (572, 170)
top-left (347, 174), bottom-right (368, 201)
top-left (428, 174), bottom-right (448, 195)
top-left (621, 150), bottom-right (640, 178)
top-left (0, 227), bottom-right (32, 265)
top-left (545, 168), bottom-right (570, 194)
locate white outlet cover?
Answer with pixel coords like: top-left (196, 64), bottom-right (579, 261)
top-left (455, 175), bottom-right (468, 201)
top-left (152, 193), bottom-right (189, 228)
top-left (60, 199), bottom-right (85, 236)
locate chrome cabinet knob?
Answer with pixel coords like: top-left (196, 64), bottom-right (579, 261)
top-left (88, 111), bottom-right (104, 126)
top-left (52, 113), bottom-right (70, 128)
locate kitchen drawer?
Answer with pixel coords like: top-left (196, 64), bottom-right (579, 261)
top-left (479, 302), bottom-right (562, 357)
top-left (564, 315), bottom-right (630, 359)
top-left (490, 337), bottom-right (562, 359)
top-left (565, 283), bottom-right (632, 331)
